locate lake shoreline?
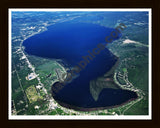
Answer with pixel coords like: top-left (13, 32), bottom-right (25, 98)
top-left (55, 96), bottom-right (138, 112)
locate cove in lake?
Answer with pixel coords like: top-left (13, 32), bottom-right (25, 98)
top-left (23, 22), bottom-right (138, 110)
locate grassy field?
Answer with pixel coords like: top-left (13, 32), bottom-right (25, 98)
top-left (25, 85), bottom-right (43, 103)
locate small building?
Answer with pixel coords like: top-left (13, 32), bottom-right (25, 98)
top-left (36, 85), bottom-right (42, 89)
top-left (34, 105), bottom-right (40, 109)
top-left (26, 73), bottom-right (37, 80)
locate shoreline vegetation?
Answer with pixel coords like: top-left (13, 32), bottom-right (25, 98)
top-left (53, 97), bottom-right (138, 112)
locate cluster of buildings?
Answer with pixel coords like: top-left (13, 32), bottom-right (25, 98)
top-left (26, 72), bottom-right (38, 81)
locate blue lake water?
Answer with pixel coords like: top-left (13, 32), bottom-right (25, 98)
top-left (23, 22), bottom-right (138, 109)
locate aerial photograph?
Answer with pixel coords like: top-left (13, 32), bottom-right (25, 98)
top-left (9, 9), bottom-right (151, 119)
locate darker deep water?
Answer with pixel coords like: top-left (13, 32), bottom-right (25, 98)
top-left (23, 22), bottom-right (138, 109)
